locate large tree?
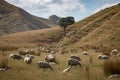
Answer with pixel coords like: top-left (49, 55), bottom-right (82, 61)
top-left (48, 15), bottom-right (60, 24)
top-left (59, 16), bottom-right (75, 36)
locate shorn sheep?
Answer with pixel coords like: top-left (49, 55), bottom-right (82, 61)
top-left (111, 49), bottom-right (118, 55)
top-left (45, 54), bottom-right (58, 64)
top-left (9, 54), bottom-right (23, 59)
top-left (97, 55), bottom-right (109, 60)
top-left (68, 58), bottom-right (82, 67)
top-left (24, 54), bottom-right (34, 64)
top-left (37, 61), bottom-right (53, 70)
top-left (82, 51), bottom-right (89, 55)
top-left (70, 55), bottom-right (81, 61)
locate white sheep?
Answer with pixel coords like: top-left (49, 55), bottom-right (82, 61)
top-left (111, 49), bottom-right (118, 55)
top-left (97, 55), bottom-right (109, 59)
top-left (62, 66), bottom-right (72, 73)
top-left (24, 54), bottom-right (34, 64)
top-left (45, 54), bottom-right (58, 64)
top-left (37, 61), bottom-right (53, 70)
top-left (9, 53), bottom-right (23, 59)
top-left (82, 51), bottom-right (89, 55)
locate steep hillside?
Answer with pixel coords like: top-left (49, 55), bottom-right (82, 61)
top-left (0, 0), bottom-right (57, 35)
top-left (0, 3), bottom-right (120, 51)
top-left (60, 3), bottom-right (120, 49)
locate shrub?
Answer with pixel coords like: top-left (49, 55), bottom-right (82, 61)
top-left (103, 57), bottom-right (120, 76)
top-left (0, 57), bottom-right (8, 68)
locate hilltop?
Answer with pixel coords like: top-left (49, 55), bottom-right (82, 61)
top-left (0, 0), bottom-right (57, 35)
top-left (0, 3), bottom-right (120, 51)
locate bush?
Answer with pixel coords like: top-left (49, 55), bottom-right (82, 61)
top-left (103, 57), bottom-right (120, 76)
top-left (0, 57), bottom-right (8, 68)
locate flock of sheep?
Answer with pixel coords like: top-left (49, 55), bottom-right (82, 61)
top-left (0, 46), bottom-right (120, 78)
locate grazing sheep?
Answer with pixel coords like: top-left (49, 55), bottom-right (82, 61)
top-left (37, 61), bottom-right (53, 70)
top-left (50, 51), bottom-right (55, 54)
top-left (108, 74), bottom-right (120, 79)
top-left (82, 51), bottom-right (89, 55)
top-left (45, 54), bottom-right (58, 64)
top-left (9, 54), bottom-right (23, 59)
top-left (97, 55), bottom-right (109, 60)
top-left (68, 58), bottom-right (82, 67)
top-left (70, 55), bottom-right (81, 61)
top-left (62, 66), bottom-right (72, 73)
top-left (24, 54), bottom-right (34, 64)
top-left (111, 49), bottom-right (118, 55)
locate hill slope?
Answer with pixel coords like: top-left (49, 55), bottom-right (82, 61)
top-left (60, 3), bottom-right (120, 49)
top-left (0, 3), bottom-right (120, 51)
top-left (0, 0), bottom-right (57, 35)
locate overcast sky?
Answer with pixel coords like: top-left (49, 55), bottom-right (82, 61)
top-left (6, 0), bottom-right (120, 21)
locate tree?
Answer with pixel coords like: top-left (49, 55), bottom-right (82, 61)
top-left (48, 15), bottom-right (60, 24)
top-left (59, 16), bottom-right (75, 36)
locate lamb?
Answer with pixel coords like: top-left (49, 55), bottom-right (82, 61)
top-left (24, 54), bottom-right (34, 64)
top-left (68, 58), bottom-right (82, 67)
top-left (45, 54), bottom-right (58, 64)
top-left (70, 55), bottom-right (81, 61)
top-left (9, 53), bottom-right (23, 59)
top-left (37, 61), bottom-right (53, 70)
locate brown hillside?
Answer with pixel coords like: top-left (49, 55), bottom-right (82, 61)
top-left (0, 0), bottom-right (57, 35)
top-left (60, 3), bottom-right (120, 50)
top-left (0, 3), bottom-right (120, 51)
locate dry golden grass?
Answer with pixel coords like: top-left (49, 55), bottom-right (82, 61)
top-left (103, 57), bottom-right (120, 76)
top-left (0, 50), bottom-right (109, 80)
top-left (0, 27), bottom-right (63, 51)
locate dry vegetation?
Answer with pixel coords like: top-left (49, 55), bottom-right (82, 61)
top-left (0, 3), bottom-right (120, 80)
top-left (0, 50), bottom-right (107, 80)
top-left (103, 57), bottom-right (120, 76)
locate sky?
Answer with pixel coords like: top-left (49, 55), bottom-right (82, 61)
top-left (5, 0), bottom-right (120, 21)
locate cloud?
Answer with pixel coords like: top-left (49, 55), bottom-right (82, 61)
top-left (6, 0), bottom-right (86, 19)
top-left (93, 2), bottom-right (120, 13)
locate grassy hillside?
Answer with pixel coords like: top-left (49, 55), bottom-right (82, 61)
top-left (0, 0), bottom-right (57, 35)
top-left (0, 27), bottom-right (63, 51)
top-left (60, 3), bottom-right (120, 50)
top-left (0, 3), bottom-right (120, 51)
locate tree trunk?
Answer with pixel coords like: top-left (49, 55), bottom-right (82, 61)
top-left (64, 27), bottom-right (66, 37)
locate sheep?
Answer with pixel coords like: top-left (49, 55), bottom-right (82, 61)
top-left (45, 54), bottom-right (58, 64)
top-left (24, 54), bottom-right (34, 64)
top-left (97, 55), bottom-right (109, 60)
top-left (37, 61), bottom-right (53, 70)
top-left (9, 53), bottom-right (23, 59)
top-left (68, 58), bottom-right (82, 67)
top-left (111, 49), bottom-right (118, 55)
top-left (50, 51), bottom-right (55, 54)
top-left (62, 66), bottom-right (72, 73)
top-left (82, 51), bottom-right (89, 55)
top-left (108, 74), bottom-right (120, 79)
top-left (70, 55), bottom-right (81, 61)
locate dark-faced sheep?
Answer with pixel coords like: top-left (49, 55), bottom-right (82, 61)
top-left (9, 54), bottom-right (23, 59)
top-left (37, 61), bottom-right (53, 70)
top-left (68, 58), bottom-right (82, 67)
top-left (70, 55), bottom-right (81, 61)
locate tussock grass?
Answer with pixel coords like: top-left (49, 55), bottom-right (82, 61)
top-left (103, 57), bottom-right (120, 76)
top-left (0, 50), bottom-right (107, 80)
top-left (0, 54), bottom-right (8, 68)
